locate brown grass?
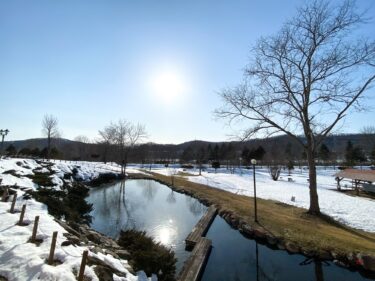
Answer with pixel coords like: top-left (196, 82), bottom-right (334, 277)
top-left (144, 171), bottom-right (375, 256)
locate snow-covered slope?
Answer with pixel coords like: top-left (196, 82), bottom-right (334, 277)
top-left (0, 158), bottom-right (153, 281)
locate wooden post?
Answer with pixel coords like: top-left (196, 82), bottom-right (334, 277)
top-left (2, 187), bottom-right (8, 202)
top-left (10, 193), bottom-right (17, 213)
top-left (48, 231), bottom-right (58, 265)
top-left (18, 204), bottom-right (26, 225)
top-left (31, 216), bottom-right (40, 243)
top-left (355, 180), bottom-right (359, 196)
top-left (77, 250), bottom-right (88, 281)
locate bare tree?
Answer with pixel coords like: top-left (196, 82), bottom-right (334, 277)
top-left (98, 125), bottom-right (117, 163)
top-left (216, 0), bottom-right (375, 214)
top-left (41, 114), bottom-right (60, 160)
top-left (107, 120), bottom-right (147, 175)
top-left (74, 135), bottom-right (90, 160)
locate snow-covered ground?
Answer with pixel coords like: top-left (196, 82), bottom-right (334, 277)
top-left (0, 158), bottom-right (154, 281)
top-left (150, 166), bottom-right (375, 233)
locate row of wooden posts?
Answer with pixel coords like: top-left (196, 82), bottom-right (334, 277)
top-left (2, 187), bottom-right (88, 281)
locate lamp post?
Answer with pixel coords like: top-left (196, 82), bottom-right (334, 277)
top-left (0, 129), bottom-right (9, 157)
top-left (251, 158), bottom-right (258, 222)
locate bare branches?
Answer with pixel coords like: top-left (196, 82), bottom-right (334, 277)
top-left (42, 114), bottom-right (60, 139)
top-left (216, 0), bottom-right (375, 214)
top-left (41, 114), bottom-right (60, 160)
top-left (217, 0), bottom-right (375, 147)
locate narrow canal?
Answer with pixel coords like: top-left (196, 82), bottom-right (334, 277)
top-left (87, 179), bottom-right (374, 280)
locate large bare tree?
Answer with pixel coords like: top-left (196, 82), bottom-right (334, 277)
top-left (216, 0), bottom-right (375, 214)
top-left (98, 125), bottom-right (117, 163)
top-left (41, 114), bottom-right (60, 160)
top-left (100, 120), bottom-right (147, 175)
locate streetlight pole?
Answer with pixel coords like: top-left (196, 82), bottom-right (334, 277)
top-left (0, 129), bottom-right (10, 158)
top-left (251, 158), bottom-right (258, 222)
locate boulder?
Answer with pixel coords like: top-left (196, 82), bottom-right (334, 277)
top-left (94, 265), bottom-right (114, 281)
top-left (285, 242), bottom-right (299, 254)
top-left (115, 249), bottom-right (131, 260)
top-left (86, 231), bottom-right (104, 244)
top-left (253, 228), bottom-right (266, 240)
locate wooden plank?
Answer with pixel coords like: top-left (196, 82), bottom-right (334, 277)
top-left (185, 206), bottom-right (217, 250)
top-left (178, 237), bottom-right (212, 281)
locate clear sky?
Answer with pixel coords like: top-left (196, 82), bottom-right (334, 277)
top-left (1, 0), bottom-right (374, 144)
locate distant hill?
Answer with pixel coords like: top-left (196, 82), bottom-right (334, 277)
top-left (2, 133), bottom-right (374, 163)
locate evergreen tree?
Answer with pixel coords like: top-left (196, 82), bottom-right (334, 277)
top-left (285, 142), bottom-right (292, 159)
top-left (345, 141), bottom-right (354, 165)
top-left (318, 144), bottom-right (330, 162)
top-left (254, 146), bottom-right (266, 160)
top-left (5, 145), bottom-right (17, 156)
top-left (181, 146), bottom-right (194, 162)
top-left (370, 145), bottom-right (375, 165)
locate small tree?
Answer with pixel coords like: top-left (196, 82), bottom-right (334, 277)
top-left (287, 160), bottom-right (294, 176)
top-left (5, 144), bottom-right (17, 156)
top-left (318, 144), bottom-right (331, 163)
top-left (212, 161), bottom-right (220, 173)
top-left (196, 147), bottom-right (206, 175)
top-left (41, 114), bottom-right (60, 160)
top-left (269, 165), bottom-right (281, 181)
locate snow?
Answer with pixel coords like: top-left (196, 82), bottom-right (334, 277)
top-left (151, 166), bottom-right (375, 233)
top-left (0, 158), bottom-right (153, 281)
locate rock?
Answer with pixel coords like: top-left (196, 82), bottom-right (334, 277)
top-left (61, 240), bottom-right (72, 247)
top-left (62, 234), bottom-right (81, 245)
top-left (94, 265), bottom-right (114, 281)
top-left (266, 235), bottom-right (278, 246)
top-left (91, 246), bottom-right (104, 255)
top-left (86, 231), bottom-right (104, 244)
top-left (317, 250), bottom-right (332, 260)
top-left (362, 255), bottom-right (375, 271)
top-left (253, 228), bottom-right (266, 240)
top-left (115, 249), bottom-right (131, 260)
top-left (104, 249), bottom-right (119, 259)
top-left (302, 250), bottom-right (315, 258)
top-left (285, 242), bottom-right (299, 254)
top-left (277, 242), bottom-right (285, 250)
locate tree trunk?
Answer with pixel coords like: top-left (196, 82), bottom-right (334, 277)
top-left (47, 135), bottom-right (51, 160)
top-left (307, 146), bottom-right (320, 215)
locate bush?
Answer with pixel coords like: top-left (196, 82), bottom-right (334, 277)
top-left (118, 230), bottom-right (176, 281)
top-left (269, 165), bottom-right (281, 181)
top-left (30, 183), bottom-right (93, 224)
top-left (211, 161), bottom-right (220, 172)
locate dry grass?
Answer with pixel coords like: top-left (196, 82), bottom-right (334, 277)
top-left (146, 171), bottom-right (375, 256)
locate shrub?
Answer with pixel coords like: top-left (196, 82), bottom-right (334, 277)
top-left (269, 165), bottom-right (281, 181)
top-left (118, 230), bottom-right (176, 281)
top-left (30, 183), bottom-right (92, 224)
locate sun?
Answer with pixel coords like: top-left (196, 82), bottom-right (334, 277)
top-left (151, 70), bottom-right (186, 103)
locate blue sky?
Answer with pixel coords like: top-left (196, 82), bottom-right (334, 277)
top-left (1, 0), bottom-right (374, 144)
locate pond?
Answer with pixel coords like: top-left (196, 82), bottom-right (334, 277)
top-left (86, 179), bottom-right (207, 271)
top-left (87, 179), bottom-right (374, 280)
top-left (201, 216), bottom-right (374, 281)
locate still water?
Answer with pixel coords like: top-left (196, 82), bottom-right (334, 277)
top-left (87, 179), bottom-right (374, 280)
top-left (86, 179), bottom-right (207, 270)
top-left (201, 216), bottom-right (374, 281)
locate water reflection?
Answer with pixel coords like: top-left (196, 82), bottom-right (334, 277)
top-left (87, 179), bottom-right (207, 271)
top-left (201, 216), bottom-right (373, 281)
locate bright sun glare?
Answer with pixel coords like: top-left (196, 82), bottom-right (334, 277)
top-left (151, 70), bottom-right (186, 103)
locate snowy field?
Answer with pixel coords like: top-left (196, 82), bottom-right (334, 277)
top-left (150, 165), bottom-right (375, 233)
top-left (0, 158), bottom-right (154, 281)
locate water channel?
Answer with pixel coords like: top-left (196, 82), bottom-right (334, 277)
top-left (87, 179), bottom-right (374, 281)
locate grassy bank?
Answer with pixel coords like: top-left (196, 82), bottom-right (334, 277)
top-left (143, 171), bottom-right (375, 258)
